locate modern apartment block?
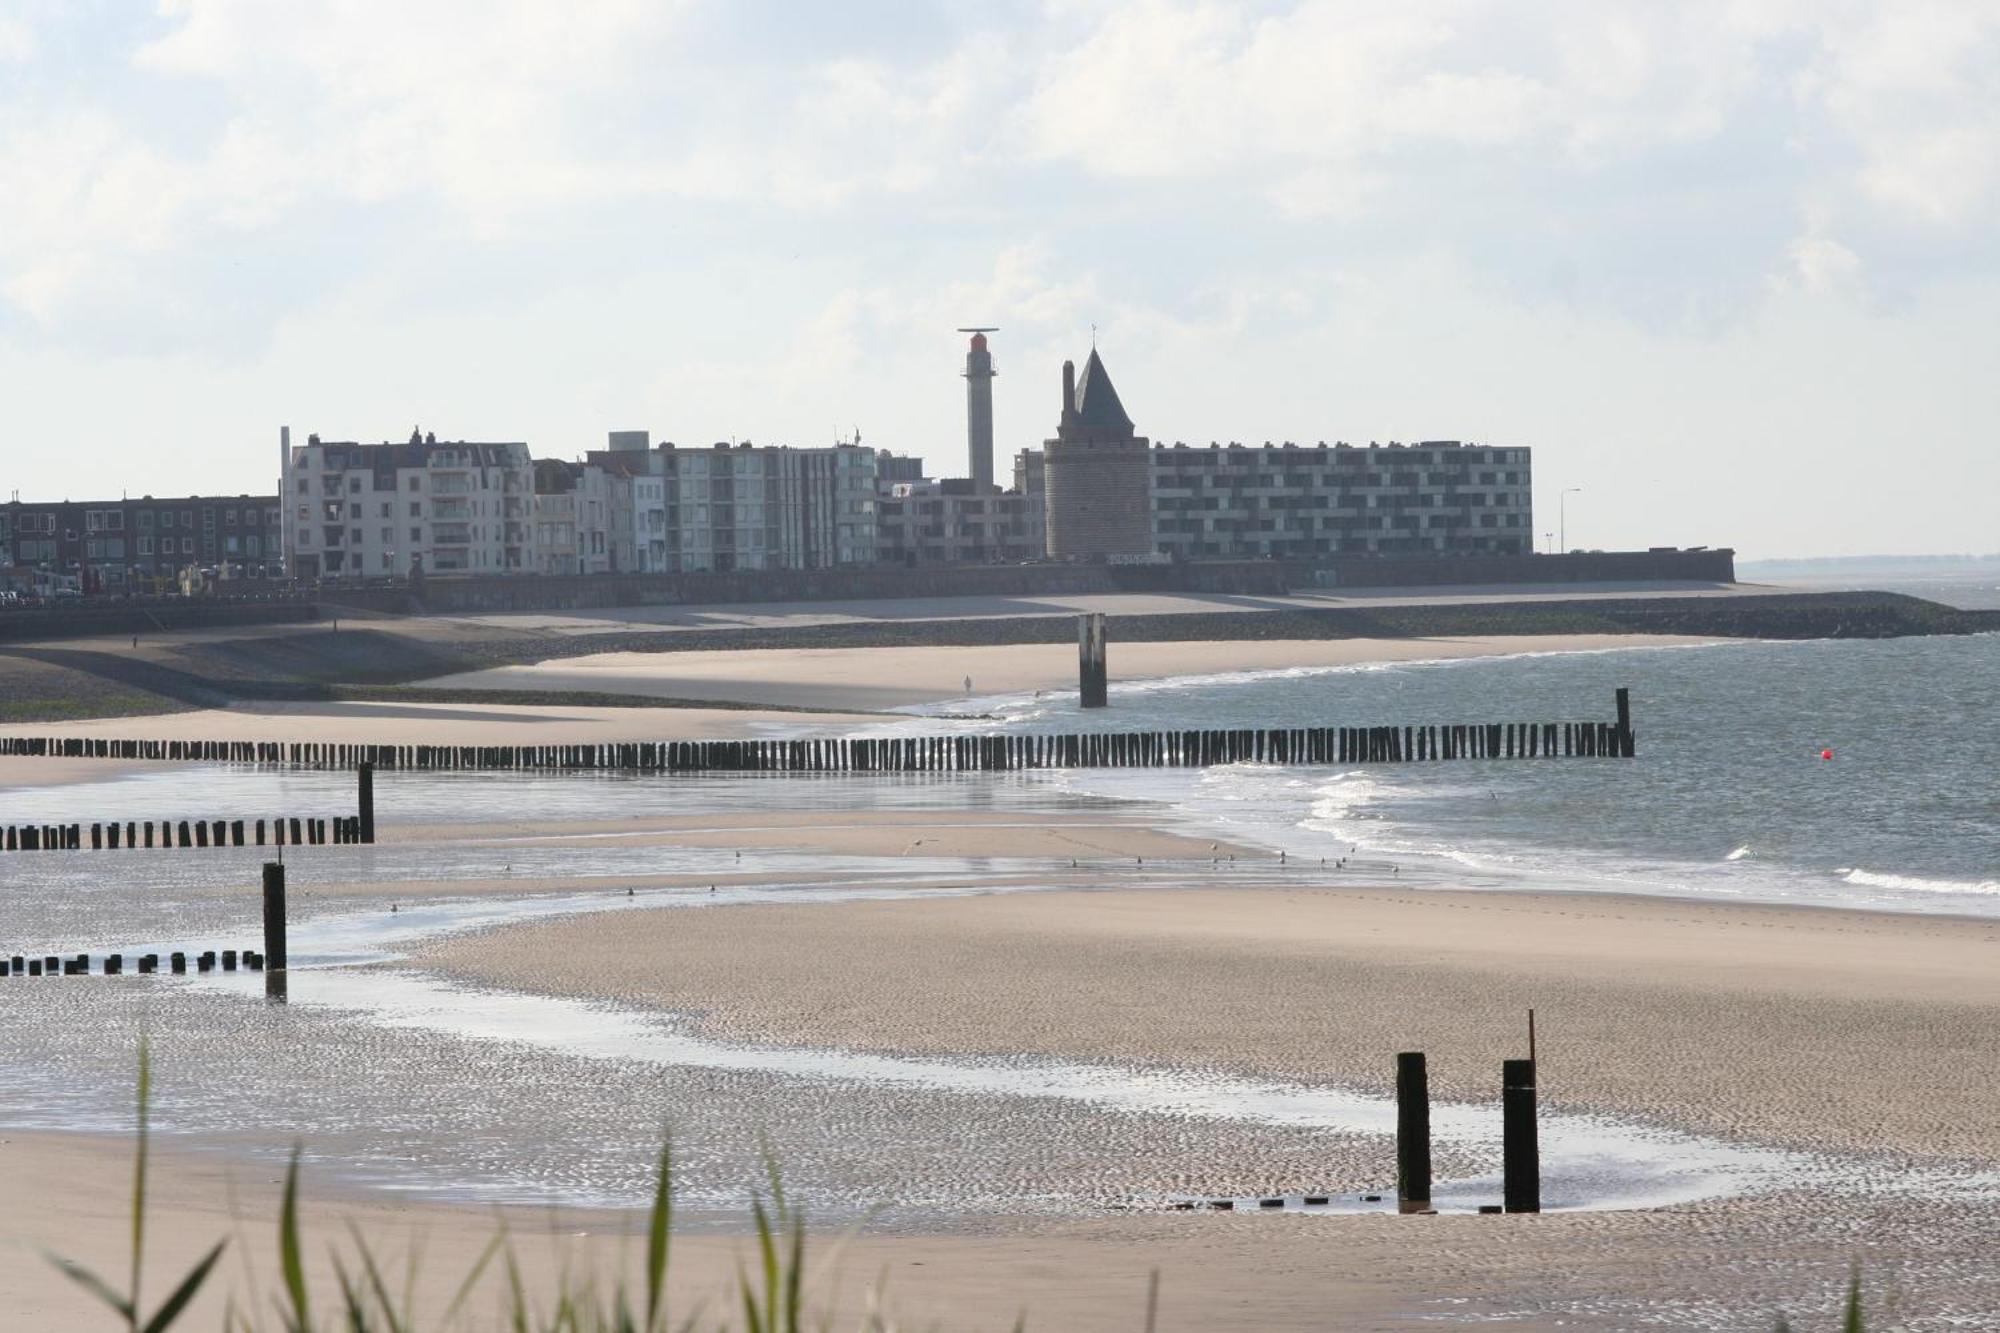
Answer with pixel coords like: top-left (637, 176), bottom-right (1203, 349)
top-left (588, 440), bottom-right (879, 573)
top-left (1151, 441), bottom-right (1533, 559)
top-left (874, 478), bottom-right (1040, 566)
top-left (283, 430), bottom-right (534, 578)
top-left (1, 493), bottom-right (281, 590)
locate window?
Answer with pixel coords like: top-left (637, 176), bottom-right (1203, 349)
top-left (407, 476), bottom-right (420, 491)
top-left (410, 527), bottom-right (422, 543)
top-left (409, 502), bottom-right (421, 517)
top-left (297, 479), bottom-right (308, 493)
top-left (381, 528), bottom-right (392, 544)
top-left (349, 503), bottom-right (361, 519)
top-left (181, 511), bottom-right (193, 528)
top-left (138, 536), bottom-right (153, 556)
top-left (348, 477), bottom-right (362, 493)
top-left (247, 536), bottom-right (260, 556)
top-left (181, 536), bottom-right (194, 554)
top-left (350, 528), bottom-right (362, 544)
top-left (379, 503), bottom-right (391, 518)
top-left (226, 509), bottom-right (239, 525)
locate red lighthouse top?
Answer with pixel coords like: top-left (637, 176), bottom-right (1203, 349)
top-left (969, 332), bottom-right (987, 350)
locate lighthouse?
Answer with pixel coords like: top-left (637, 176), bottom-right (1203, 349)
top-left (960, 328), bottom-right (997, 490)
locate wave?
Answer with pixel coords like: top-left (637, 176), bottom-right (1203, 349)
top-left (1837, 868), bottom-right (2000, 897)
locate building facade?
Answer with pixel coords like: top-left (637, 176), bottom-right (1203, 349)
top-left (874, 478), bottom-right (1039, 566)
top-left (1041, 350), bottom-right (1155, 559)
top-left (1151, 441), bottom-right (1532, 559)
top-left (1, 494), bottom-right (281, 591)
top-left (611, 441), bottom-right (878, 573)
top-left (283, 430), bottom-right (534, 579)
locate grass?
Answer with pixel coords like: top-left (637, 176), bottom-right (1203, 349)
top-left (46, 1046), bottom-right (1879, 1330)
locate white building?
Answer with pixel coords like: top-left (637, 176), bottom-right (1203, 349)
top-left (584, 440), bottom-right (879, 572)
top-left (283, 430), bottom-right (534, 579)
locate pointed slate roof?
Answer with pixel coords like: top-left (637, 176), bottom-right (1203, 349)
top-left (1072, 348), bottom-right (1134, 435)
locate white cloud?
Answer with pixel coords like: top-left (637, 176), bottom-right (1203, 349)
top-left (0, 16), bottom-right (35, 63)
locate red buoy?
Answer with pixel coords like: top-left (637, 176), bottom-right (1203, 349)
top-left (1820, 748), bottom-right (1834, 761)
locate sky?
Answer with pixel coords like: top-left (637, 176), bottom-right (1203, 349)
top-left (1, 1), bottom-right (1996, 559)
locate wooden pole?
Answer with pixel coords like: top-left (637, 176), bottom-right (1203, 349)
top-left (358, 762), bottom-right (375, 844)
top-left (1396, 1051), bottom-right (1433, 1214)
top-left (262, 861), bottom-right (288, 972)
top-left (1502, 1058), bottom-right (1540, 1214)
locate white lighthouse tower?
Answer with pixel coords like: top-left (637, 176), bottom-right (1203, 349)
top-left (960, 327), bottom-right (998, 490)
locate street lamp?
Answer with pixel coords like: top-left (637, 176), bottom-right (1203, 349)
top-left (1559, 488), bottom-right (1583, 554)
top-left (1544, 532), bottom-right (1554, 555)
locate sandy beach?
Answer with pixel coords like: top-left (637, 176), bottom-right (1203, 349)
top-left (0, 627), bottom-right (1991, 1329)
top-left (421, 633), bottom-right (1722, 709)
top-left (422, 886), bottom-right (2000, 1162)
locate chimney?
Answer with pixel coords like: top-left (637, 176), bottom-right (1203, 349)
top-left (1061, 359), bottom-right (1077, 425)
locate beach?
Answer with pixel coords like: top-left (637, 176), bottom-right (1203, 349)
top-left (1, 627), bottom-right (1995, 1329)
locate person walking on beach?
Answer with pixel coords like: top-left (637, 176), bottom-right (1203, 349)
top-left (963, 674), bottom-right (973, 696)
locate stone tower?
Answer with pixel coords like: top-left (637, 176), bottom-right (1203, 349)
top-left (1042, 348), bottom-right (1153, 559)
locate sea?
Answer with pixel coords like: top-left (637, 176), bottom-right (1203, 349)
top-left (886, 626), bottom-right (1999, 916)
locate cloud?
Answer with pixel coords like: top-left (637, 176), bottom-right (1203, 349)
top-left (2, 0), bottom-right (1998, 354)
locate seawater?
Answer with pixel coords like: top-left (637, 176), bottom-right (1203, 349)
top-left (887, 634), bottom-right (2000, 914)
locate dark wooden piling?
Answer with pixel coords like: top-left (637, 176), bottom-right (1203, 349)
top-left (1078, 613), bottom-right (1109, 709)
top-left (1396, 1051), bottom-right (1433, 1214)
top-left (358, 762), bottom-right (375, 843)
top-left (1502, 1058), bottom-right (1540, 1214)
top-left (262, 861), bottom-right (287, 972)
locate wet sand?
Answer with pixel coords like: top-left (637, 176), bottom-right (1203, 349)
top-left (422, 633), bottom-right (1721, 709)
top-left (421, 887), bottom-right (2000, 1163)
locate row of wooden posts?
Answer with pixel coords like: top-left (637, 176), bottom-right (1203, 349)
top-left (5, 863), bottom-right (289, 989)
top-left (0, 692), bottom-right (1634, 775)
top-left (0, 813), bottom-right (367, 853)
top-left (2, 948), bottom-right (267, 976)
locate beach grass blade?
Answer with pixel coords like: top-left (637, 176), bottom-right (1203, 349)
top-left (279, 1145), bottom-right (311, 1332)
top-left (133, 1038), bottom-right (150, 1326)
top-left (139, 1241), bottom-right (228, 1333)
top-left (646, 1139), bottom-right (673, 1333)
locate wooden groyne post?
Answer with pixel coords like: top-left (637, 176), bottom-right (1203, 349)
top-left (1502, 1058), bottom-right (1540, 1214)
top-left (1078, 613), bottom-right (1108, 709)
top-left (1615, 687), bottom-right (1635, 758)
top-left (261, 861), bottom-right (287, 972)
top-left (358, 761), bottom-right (375, 844)
top-left (1396, 1051), bottom-right (1433, 1214)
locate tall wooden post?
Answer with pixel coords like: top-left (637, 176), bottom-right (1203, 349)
top-left (1396, 1051), bottom-right (1432, 1213)
top-left (1614, 687), bottom-right (1634, 758)
top-left (1078, 613), bottom-right (1109, 709)
top-left (1502, 1058), bottom-right (1540, 1214)
top-left (261, 861), bottom-right (287, 972)
top-left (358, 762), bottom-right (375, 844)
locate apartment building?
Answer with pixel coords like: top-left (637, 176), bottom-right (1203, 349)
top-left (283, 430), bottom-right (533, 578)
top-left (1, 494), bottom-right (281, 590)
top-left (1150, 440), bottom-right (1533, 559)
top-left (588, 440), bottom-right (878, 573)
top-left (874, 478), bottom-right (1040, 566)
